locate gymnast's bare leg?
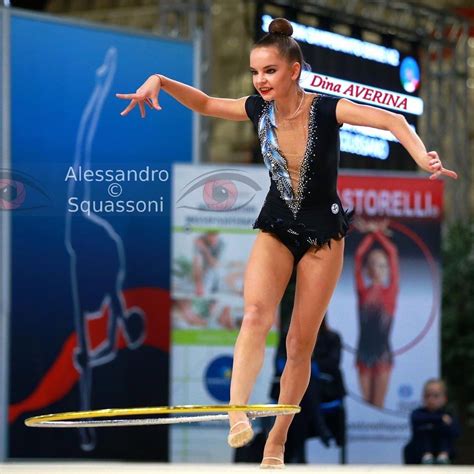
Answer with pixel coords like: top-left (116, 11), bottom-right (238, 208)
top-left (262, 239), bottom-right (345, 465)
top-left (228, 231), bottom-right (294, 443)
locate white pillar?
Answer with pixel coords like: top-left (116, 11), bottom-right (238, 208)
top-left (0, 5), bottom-right (11, 462)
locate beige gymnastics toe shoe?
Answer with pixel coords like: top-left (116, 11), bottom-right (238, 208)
top-left (227, 420), bottom-right (254, 448)
top-left (260, 455), bottom-right (285, 469)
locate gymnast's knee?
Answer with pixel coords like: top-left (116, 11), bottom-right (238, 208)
top-left (240, 304), bottom-right (274, 335)
top-left (285, 331), bottom-right (315, 366)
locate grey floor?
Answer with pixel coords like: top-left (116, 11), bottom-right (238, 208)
top-left (1, 463), bottom-right (474, 473)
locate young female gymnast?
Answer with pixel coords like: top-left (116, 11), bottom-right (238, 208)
top-left (116, 17), bottom-right (457, 469)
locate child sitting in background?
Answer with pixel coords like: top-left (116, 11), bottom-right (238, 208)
top-left (404, 378), bottom-right (460, 464)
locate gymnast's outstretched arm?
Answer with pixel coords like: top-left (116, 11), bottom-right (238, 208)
top-left (116, 74), bottom-right (250, 121)
top-left (335, 99), bottom-right (458, 181)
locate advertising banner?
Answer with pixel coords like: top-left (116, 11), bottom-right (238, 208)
top-left (309, 174), bottom-right (442, 464)
top-left (256, 9), bottom-right (423, 171)
top-left (6, 11), bottom-right (193, 459)
top-left (170, 163), bottom-right (278, 462)
top-left (171, 167), bottom-right (442, 465)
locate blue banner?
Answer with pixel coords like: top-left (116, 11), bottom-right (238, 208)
top-left (6, 11), bottom-right (193, 459)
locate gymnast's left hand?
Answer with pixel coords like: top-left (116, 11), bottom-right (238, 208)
top-left (426, 151), bottom-right (458, 180)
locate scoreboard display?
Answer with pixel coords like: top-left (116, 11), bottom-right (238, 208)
top-left (255, 7), bottom-right (423, 171)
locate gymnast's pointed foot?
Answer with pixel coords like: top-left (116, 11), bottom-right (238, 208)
top-left (260, 440), bottom-right (285, 469)
top-left (227, 414), bottom-right (254, 448)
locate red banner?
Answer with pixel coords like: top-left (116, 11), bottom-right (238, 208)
top-left (338, 174), bottom-right (443, 220)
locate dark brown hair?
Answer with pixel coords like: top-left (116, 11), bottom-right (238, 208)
top-left (253, 18), bottom-right (309, 80)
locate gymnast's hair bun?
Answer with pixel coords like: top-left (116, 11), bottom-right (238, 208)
top-left (268, 18), bottom-right (293, 37)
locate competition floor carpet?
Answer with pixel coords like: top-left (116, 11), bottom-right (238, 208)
top-left (1, 464), bottom-right (473, 473)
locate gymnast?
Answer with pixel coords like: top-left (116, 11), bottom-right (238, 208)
top-left (116, 17), bottom-right (457, 469)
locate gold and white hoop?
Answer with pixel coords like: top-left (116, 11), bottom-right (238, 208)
top-left (25, 404), bottom-right (300, 428)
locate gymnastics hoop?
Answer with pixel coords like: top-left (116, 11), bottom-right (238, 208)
top-left (25, 404), bottom-right (300, 428)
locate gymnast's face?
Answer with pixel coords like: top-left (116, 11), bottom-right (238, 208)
top-left (367, 249), bottom-right (389, 284)
top-left (249, 46), bottom-right (300, 101)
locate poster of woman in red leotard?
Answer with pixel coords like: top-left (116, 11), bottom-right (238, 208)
top-left (353, 218), bottom-right (400, 407)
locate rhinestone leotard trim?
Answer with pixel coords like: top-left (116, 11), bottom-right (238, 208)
top-left (257, 95), bottom-right (320, 219)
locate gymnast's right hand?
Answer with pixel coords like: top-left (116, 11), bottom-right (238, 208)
top-left (116, 74), bottom-right (162, 118)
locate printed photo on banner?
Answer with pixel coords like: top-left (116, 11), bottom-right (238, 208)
top-left (325, 174), bottom-right (443, 463)
top-left (172, 230), bottom-right (246, 298)
top-left (170, 164), bottom-right (278, 463)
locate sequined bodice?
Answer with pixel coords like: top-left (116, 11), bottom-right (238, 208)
top-left (256, 93), bottom-right (334, 219)
top-left (273, 94), bottom-right (312, 195)
top-left (245, 92), bottom-right (353, 251)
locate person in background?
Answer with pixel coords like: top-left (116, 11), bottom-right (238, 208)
top-left (354, 218), bottom-right (399, 408)
top-left (311, 317), bottom-right (347, 449)
top-left (404, 378), bottom-right (460, 465)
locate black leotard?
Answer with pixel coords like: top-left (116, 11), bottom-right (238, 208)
top-left (245, 93), bottom-right (353, 265)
